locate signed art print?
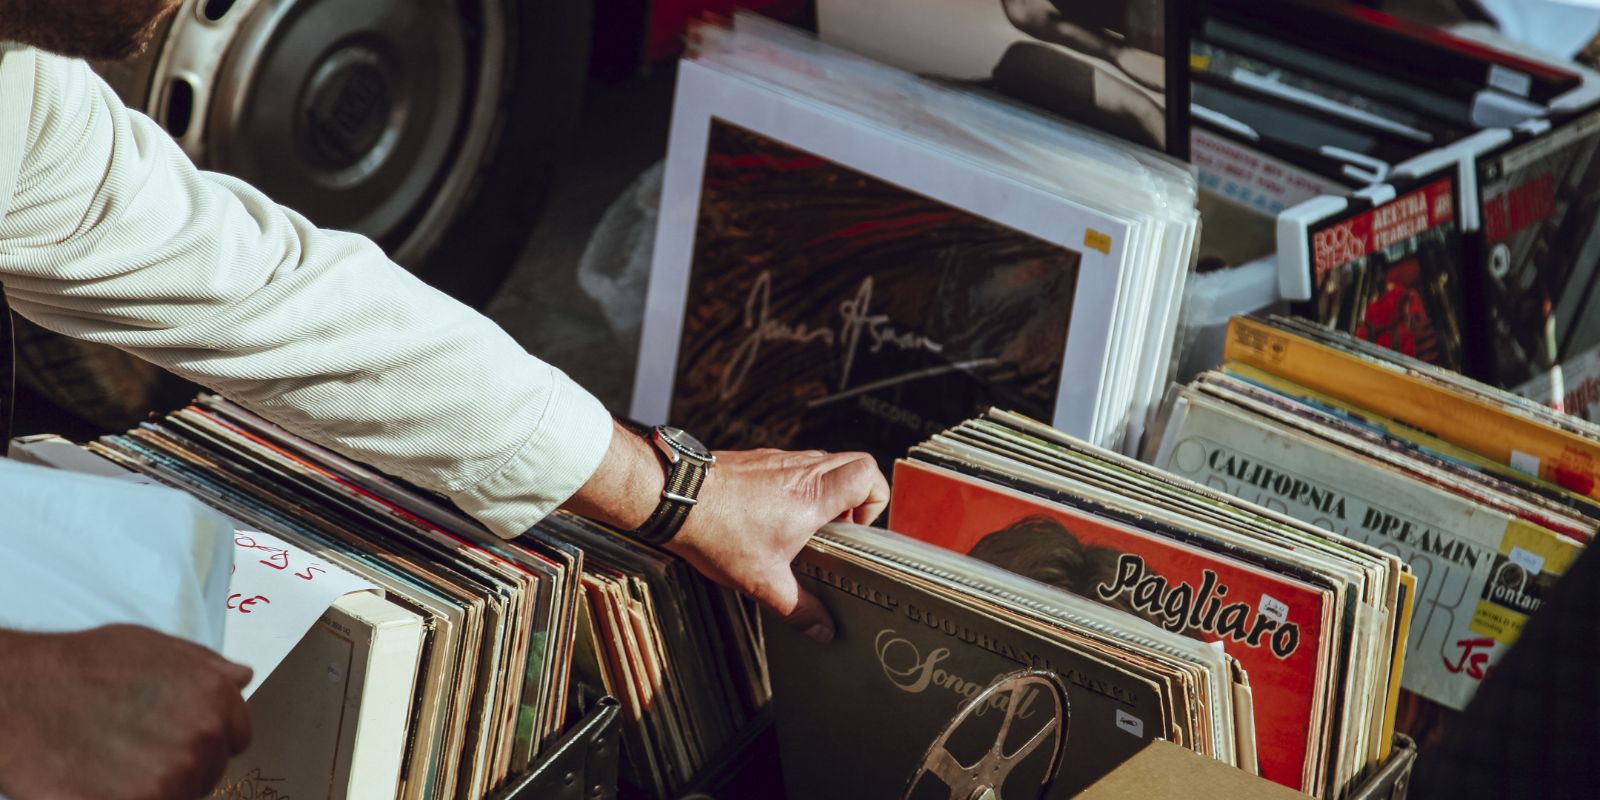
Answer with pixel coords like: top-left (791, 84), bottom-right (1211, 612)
top-left (666, 120), bottom-right (1081, 463)
top-left (636, 59), bottom-right (1129, 464)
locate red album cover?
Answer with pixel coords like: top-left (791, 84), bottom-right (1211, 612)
top-left (1303, 176), bottom-right (1465, 370)
top-left (888, 459), bottom-right (1333, 791)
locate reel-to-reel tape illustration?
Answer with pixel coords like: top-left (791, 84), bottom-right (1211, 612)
top-left (902, 670), bottom-right (1072, 800)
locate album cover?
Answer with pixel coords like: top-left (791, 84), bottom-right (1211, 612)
top-left (889, 460), bottom-right (1332, 791)
top-left (817, 0), bottom-right (1188, 156)
top-left (767, 530), bottom-right (1173, 800)
top-left (1157, 391), bottom-right (1581, 711)
top-left (634, 58), bottom-right (1141, 466)
top-left (1297, 176), bottom-right (1466, 370)
top-left (1192, 77), bottom-right (1430, 171)
top-left (1222, 316), bottom-right (1600, 501)
top-left (1190, 39), bottom-right (1469, 150)
top-left (1473, 109), bottom-right (1600, 387)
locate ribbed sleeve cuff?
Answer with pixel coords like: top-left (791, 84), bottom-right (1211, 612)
top-left (450, 369), bottom-right (615, 538)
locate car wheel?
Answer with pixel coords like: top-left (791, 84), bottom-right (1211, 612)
top-left (17, 0), bottom-right (591, 431)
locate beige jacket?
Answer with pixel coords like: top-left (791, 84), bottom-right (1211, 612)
top-left (0, 45), bottom-right (614, 537)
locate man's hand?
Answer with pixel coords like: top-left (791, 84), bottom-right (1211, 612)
top-left (0, 625), bottom-right (254, 800)
top-left (563, 420), bottom-right (890, 644)
top-left (665, 449), bottom-right (889, 642)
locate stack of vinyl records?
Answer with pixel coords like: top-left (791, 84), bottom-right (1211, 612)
top-left (1153, 315), bottom-right (1600, 752)
top-left (14, 396), bottom-right (767, 799)
top-left (874, 412), bottom-right (1412, 798)
top-left (766, 523), bottom-right (1250, 800)
top-left (1186, 0), bottom-right (1600, 402)
top-left (631, 15), bottom-right (1200, 464)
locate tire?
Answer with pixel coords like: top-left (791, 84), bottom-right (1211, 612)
top-left (25, 0), bottom-right (594, 430)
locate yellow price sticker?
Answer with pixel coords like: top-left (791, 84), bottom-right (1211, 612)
top-left (1084, 229), bottom-right (1113, 254)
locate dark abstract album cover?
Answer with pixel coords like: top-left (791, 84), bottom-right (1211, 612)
top-left (668, 120), bottom-right (1082, 470)
top-left (1477, 110), bottom-right (1600, 388)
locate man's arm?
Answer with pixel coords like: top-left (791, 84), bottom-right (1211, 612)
top-left (0, 50), bottom-right (887, 636)
top-left (566, 419), bottom-right (888, 641)
top-left (0, 49), bottom-right (613, 536)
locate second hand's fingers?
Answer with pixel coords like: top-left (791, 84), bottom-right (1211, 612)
top-left (221, 659), bottom-right (254, 691)
top-left (224, 693), bottom-right (254, 755)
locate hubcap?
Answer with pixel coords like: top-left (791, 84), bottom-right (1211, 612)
top-left (140, 0), bottom-right (502, 263)
top-left (299, 46), bottom-right (394, 176)
top-left (208, 0), bottom-right (468, 246)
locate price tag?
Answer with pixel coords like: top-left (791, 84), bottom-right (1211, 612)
top-left (1509, 449), bottom-right (1541, 477)
top-left (1508, 546), bottom-right (1546, 576)
top-left (1488, 65), bottom-right (1533, 98)
top-left (1259, 594), bottom-right (1290, 624)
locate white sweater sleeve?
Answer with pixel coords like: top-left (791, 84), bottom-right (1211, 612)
top-left (0, 47), bottom-right (615, 537)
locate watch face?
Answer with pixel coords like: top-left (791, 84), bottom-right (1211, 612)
top-left (660, 426), bottom-right (714, 461)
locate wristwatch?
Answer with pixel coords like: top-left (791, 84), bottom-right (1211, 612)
top-left (633, 425), bottom-right (715, 545)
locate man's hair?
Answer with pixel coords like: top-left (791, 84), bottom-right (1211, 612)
top-left (0, 0), bottom-right (180, 62)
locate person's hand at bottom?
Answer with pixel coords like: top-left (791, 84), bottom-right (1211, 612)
top-left (664, 449), bottom-right (889, 644)
top-left (0, 624), bottom-right (254, 800)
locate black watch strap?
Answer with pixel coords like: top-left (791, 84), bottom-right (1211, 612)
top-left (632, 431), bottom-right (710, 546)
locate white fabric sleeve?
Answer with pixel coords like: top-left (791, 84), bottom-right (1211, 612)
top-left (0, 48), bottom-right (615, 537)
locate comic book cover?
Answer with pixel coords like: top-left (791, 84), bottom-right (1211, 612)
top-left (889, 460), bottom-right (1333, 792)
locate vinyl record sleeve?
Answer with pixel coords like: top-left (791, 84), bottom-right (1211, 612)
top-left (1473, 108), bottom-right (1600, 387)
top-left (767, 533), bottom-right (1173, 799)
top-left (1190, 38), bottom-right (1469, 149)
top-left (1190, 124), bottom-right (1356, 221)
top-left (633, 59), bottom-right (1130, 464)
top-left (1223, 315), bottom-right (1600, 500)
top-left (890, 460), bottom-right (1334, 791)
top-left (1294, 174), bottom-right (1468, 370)
top-left (1156, 391), bottom-right (1582, 711)
top-left (1192, 76), bottom-right (1431, 169)
top-left (1197, 372), bottom-right (1598, 543)
top-left (1204, 0), bottom-right (1582, 106)
top-left (816, 0), bottom-right (1189, 156)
